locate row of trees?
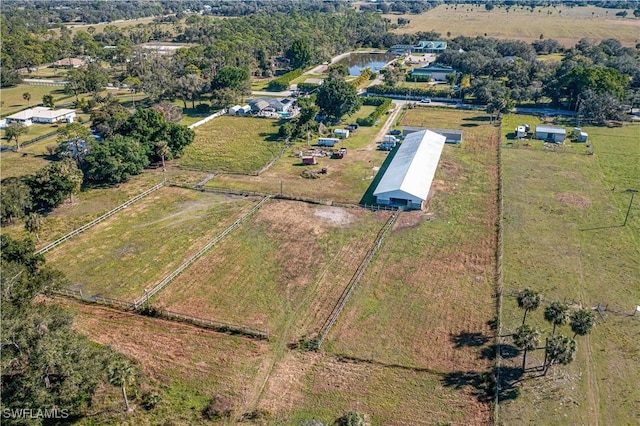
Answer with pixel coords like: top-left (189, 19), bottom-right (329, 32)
top-left (514, 289), bottom-right (596, 375)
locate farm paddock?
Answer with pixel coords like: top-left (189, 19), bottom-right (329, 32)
top-left (498, 120), bottom-right (640, 424)
top-left (46, 186), bottom-right (259, 300)
top-left (154, 199), bottom-right (393, 338)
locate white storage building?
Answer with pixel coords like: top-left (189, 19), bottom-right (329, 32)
top-left (373, 130), bottom-right (446, 210)
top-left (535, 125), bottom-right (566, 143)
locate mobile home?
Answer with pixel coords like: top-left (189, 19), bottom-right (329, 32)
top-left (318, 137), bottom-right (340, 147)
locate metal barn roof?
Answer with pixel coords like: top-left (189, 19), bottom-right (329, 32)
top-left (373, 130), bottom-right (446, 202)
top-left (535, 125), bottom-right (566, 134)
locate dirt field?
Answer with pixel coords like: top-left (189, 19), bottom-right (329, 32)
top-left (155, 199), bottom-right (392, 338)
top-left (46, 186), bottom-right (258, 300)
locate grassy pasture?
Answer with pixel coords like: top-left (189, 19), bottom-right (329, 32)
top-left (179, 116), bottom-right (286, 173)
top-left (155, 199), bottom-right (391, 337)
top-left (319, 107), bottom-right (499, 423)
top-left (204, 105), bottom-right (391, 203)
top-left (385, 5), bottom-right (640, 47)
top-left (0, 84), bottom-right (68, 116)
top-left (1, 169), bottom-right (168, 245)
top-left (499, 117), bottom-right (640, 424)
top-left (0, 138), bottom-right (54, 179)
top-left (45, 186), bottom-right (258, 300)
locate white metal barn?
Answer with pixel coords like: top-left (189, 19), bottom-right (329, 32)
top-left (535, 125), bottom-right (566, 143)
top-left (373, 130), bottom-right (446, 210)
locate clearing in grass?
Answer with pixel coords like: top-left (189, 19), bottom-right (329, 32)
top-left (499, 118), bottom-right (640, 424)
top-left (179, 116), bottom-right (286, 173)
top-left (45, 186), bottom-right (259, 301)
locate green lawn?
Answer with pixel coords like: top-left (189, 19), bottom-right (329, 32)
top-left (0, 84), bottom-right (68, 116)
top-left (0, 138), bottom-right (55, 179)
top-left (499, 117), bottom-right (640, 424)
top-left (45, 186), bottom-right (258, 301)
top-left (179, 116), bottom-right (286, 173)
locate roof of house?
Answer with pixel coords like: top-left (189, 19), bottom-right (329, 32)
top-left (535, 125), bottom-right (566, 134)
top-left (421, 64), bottom-right (455, 72)
top-left (6, 107), bottom-right (75, 121)
top-left (373, 130), bottom-right (446, 202)
top-left (249, 99), bottom-right (270, 111)
top-left (414, 40), bottom-right (448, 50)
top-left (51, 57), bottom-right (85, 67)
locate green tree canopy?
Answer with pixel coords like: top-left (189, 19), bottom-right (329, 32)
top-left (5, 122), bottom-right (28, 151)
top-left (315, 77), bottom-right (362, 121)
top-left (27, 158), bottom-right (83, 211)
top-left (285, 39), bottom-right (314, 70)
top-left (0, 177), bottom-right (32, 224)
top-left (83, 136), bottom-right (149, 185)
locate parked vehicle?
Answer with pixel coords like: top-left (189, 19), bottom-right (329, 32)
top-left (420, 98), bottom-right (432, 104)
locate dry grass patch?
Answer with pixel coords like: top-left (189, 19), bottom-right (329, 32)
top-left (155, 199), bottom-right (391, 338)
top-left (385, 5), bottom-right (640, 47)
top-left (64, 299), bottom-right (267, 425)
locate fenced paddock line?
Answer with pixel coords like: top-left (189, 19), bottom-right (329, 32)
top-left (36, 182), bottom-right (165, 255)
top-left (187, 109), bottom-right (227, 129)
top-left (51, 288), bottom-right (269, 340)
top-left (495, 128), bottom-right (505, 423)
top-left (133, 195), bottom-right (272, 307)
top-left (315, 210), bottom-right (400, 348)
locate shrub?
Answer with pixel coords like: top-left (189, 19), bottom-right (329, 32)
top-left (267, 68), bottom-right (303, 91)
top-left (202, 395), bottom-right (233, 420)
top-left (356, 98), bottom-right (392, 126)
top-left (141, 392), bottom-right (161, 410)
top-left (195, 103), bottom-right (210, 114)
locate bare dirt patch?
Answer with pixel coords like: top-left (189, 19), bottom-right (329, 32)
top-left (393, 210), bottom-right (428, 229)
top-left (313, 206), bottom-right (355, 227)
top-left (555, 192), bottom-right (592, 208)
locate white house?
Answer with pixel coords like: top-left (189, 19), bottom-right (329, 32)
top-left (5, 107), bottom-right (76, 127)
top-left (535, 125), bottom-right (566, 143)
top-left (374, 130), bottom-right (446, 210)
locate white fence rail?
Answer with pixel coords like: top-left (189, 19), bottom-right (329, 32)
top-left (36, 182), bottom-right (165, 255)
top-left (133, 195), bottom-right (271, 306)
top-left (188, 109), bottom-right (227, 129)
top-left (315, 210), bottom-right (399, 348)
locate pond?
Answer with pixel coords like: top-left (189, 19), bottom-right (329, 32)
top-left (336, 52), bottom-right (398, 76)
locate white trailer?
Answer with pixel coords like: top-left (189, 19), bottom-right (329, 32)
top-left (318, 137), bottom-right (340, 147)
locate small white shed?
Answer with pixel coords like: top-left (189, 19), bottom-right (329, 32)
top-left (334, 129), bottom-right (350, 139)
top-left (535, 125), bottom-right (566, 143)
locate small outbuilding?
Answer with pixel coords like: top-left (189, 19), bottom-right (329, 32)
top-left (228, 105), bottom-right (242, 115)
top-left (373, 130), bottom-right (446, 210)
top-left (535, 125), bottom-right (566, 143)
top-left (302, 156), bottom-right (317, 165)
top-left (317, 137), bottom-right (340, 147)
top-left (334, 129), bottom-right (350, 139)
top-left (515, 126), bottom-right (526, 138)
top-left (5, 107), bottom-right (76, 127)
top-left (237, 105), bottom-right (251, 116)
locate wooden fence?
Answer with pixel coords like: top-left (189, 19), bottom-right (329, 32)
top-left (35, 182), bottom-right (165, 255)
top-left (51, 288), bottom-right (268, 340)
top-left (314, 210), bottom-right (399, 348)
top-left (132, 195), bottom-right (272, 306)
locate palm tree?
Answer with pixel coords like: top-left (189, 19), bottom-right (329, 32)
top-left (517, 288), bottom-right (541, 325)
top-left (22, 92), bottom-right (31, 107)
top-left (570, 309), bottom-right (596, 338)
top-left (543, 334), bottom-right (576, 375)
top-left (544, 301), bottom-right (570, 335)
top-left (25, 213), bottom-right (43, 243)
top-left (107, 361), bottom-right (135, 412)
top-left (513, 324), bottom-right (540, 372)
top-left (155, 140), bottom-right (170, 183)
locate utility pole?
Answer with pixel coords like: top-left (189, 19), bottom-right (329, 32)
top-left (623, 189), bottom-right (638, 226)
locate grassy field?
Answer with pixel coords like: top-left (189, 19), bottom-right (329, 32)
top-left (0, 84), bottom-right (68, 116)
top-left (204, 105), bottom-right (392, 203)
top-left (155, 200), bottom-right (391, 337)
top-left (66, 300), bottom-right (267, 425)
top-left (499, 116), bottom-right (640, 424)
top-left (312, 107), bottom-right (500, 424)
top-left (179, 116), bottom-right (286, 173)
top-left (45, 186), bottom-right (258, 301)
top-left (0, 138), bottom-right (54, 178)
top-left (385, 5), bottom-right (640, 46)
